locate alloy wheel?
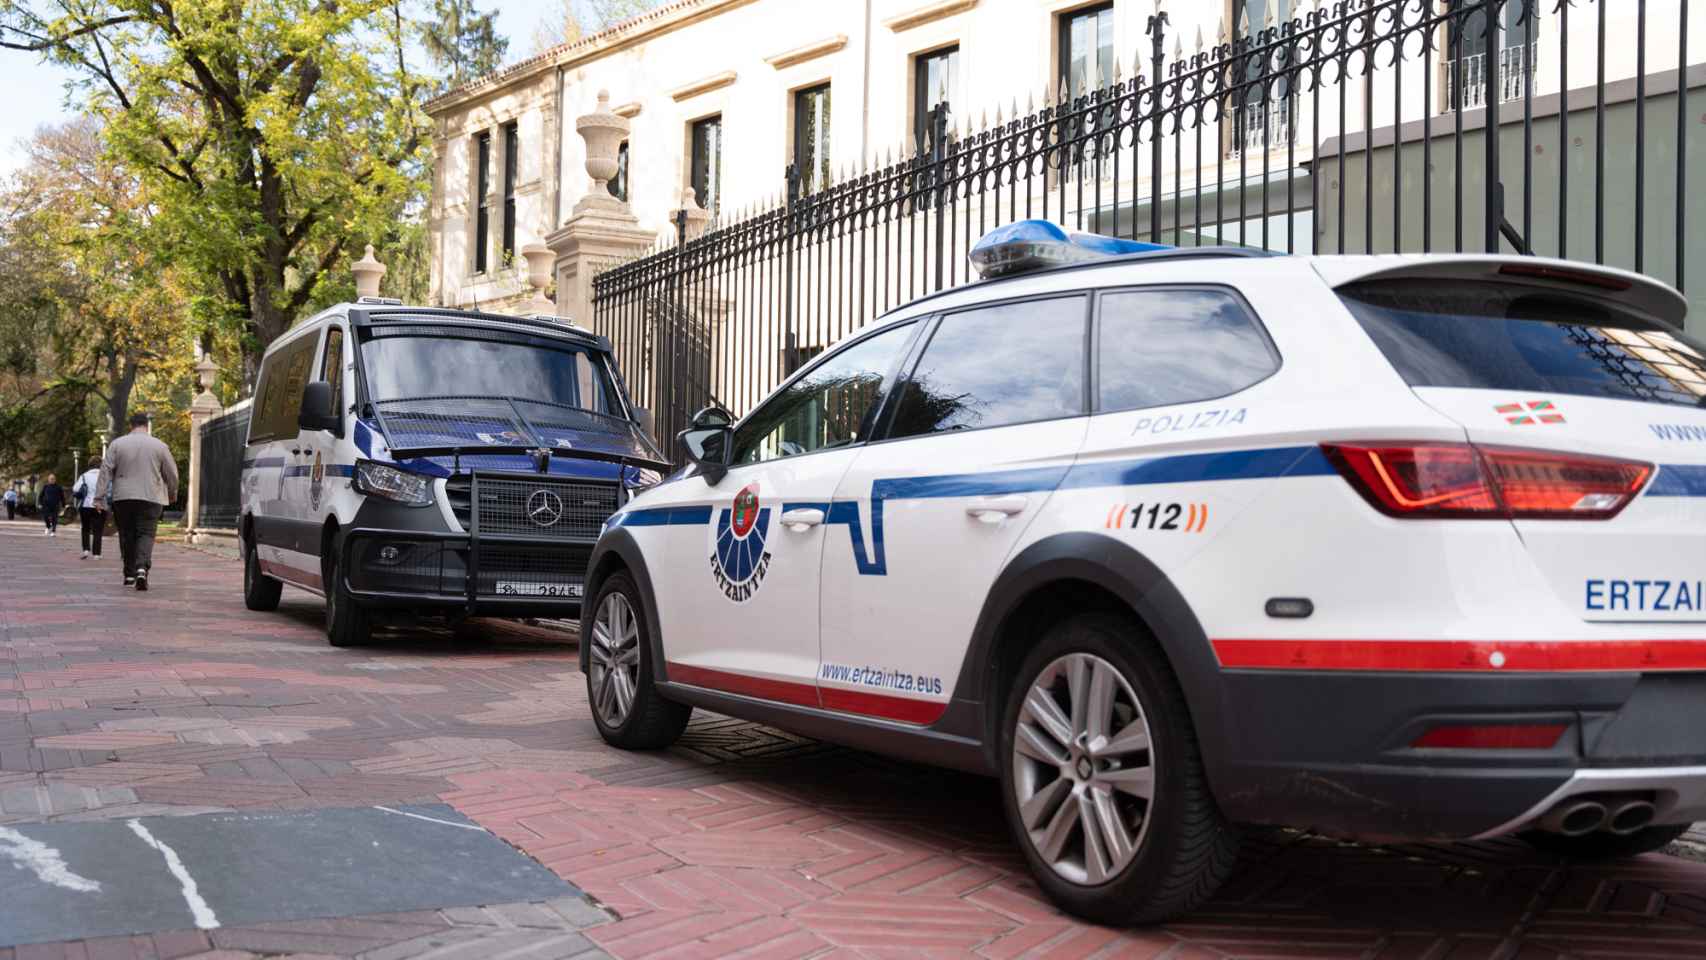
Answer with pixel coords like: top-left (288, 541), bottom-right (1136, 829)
top-left (588, 591), bottom-right (641, 727)
top-left (1011, 652), bottom-right (1156, 885)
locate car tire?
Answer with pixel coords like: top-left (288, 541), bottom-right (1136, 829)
top-left (999, 612), bottom-right (1240, 926)
top-left (243, 537), bottom-right (282, 612)
top-left (324, 549), bottom-right (371, 648)
top-left (586, 572), bottom-right (690, 750)
top-left (1519, 823), bottom-right (1691, 860)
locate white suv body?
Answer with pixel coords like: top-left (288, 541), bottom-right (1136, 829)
top-left (580, 230), bottom-right (1706, 923)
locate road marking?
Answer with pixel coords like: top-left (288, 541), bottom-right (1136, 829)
top-left (0, 825), bottom-right (101, 893)
top-left (373, 805), bottom-right (486, 832)
top-left (127, 819), bottom-right (218, 929)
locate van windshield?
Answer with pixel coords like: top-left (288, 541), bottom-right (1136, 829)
top-left (361, 332), bottom-right (616, 414)
top-left (1341, 280), bottom-right (1706, 408)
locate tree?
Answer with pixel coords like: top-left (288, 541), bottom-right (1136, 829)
top-left (530, 0), bottom-right (663, 56)
top-left (1, 0), bottom-right (432, 373)
top-left (0, 119), bottom-right (186, 472)
top-left (420, 0), bottom-right (507, 94)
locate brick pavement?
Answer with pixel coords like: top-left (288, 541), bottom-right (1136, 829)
top-left (2, 519), bottom-right (1705, 959)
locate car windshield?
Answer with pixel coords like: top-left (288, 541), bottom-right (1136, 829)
top-left (360, 331), bottom-right (616, 414)
top-left (1341, 280), bottom-right (1706, 408)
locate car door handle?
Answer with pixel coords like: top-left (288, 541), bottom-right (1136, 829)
top-left (966, 496), bottom-right (1028, 524)
top-left (290, 448), bottom-right (304, 456)
top-left (780, 508), bottom-right (824, 530)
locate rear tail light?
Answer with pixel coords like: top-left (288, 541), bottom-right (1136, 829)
top-left (1322, 443), bottom-right (1651, 520)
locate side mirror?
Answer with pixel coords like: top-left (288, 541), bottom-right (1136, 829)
top-left (297, 381), bottom-right (341, 434)
top-left (690, 405), bottom-right (734, 429)
top-left (633, 406), bottom-right (655, 442)
top-left (678, 424), bottom-right (732, 486)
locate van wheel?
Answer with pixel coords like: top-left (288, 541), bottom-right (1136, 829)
top-left (243, 538), bottom-right (282, 612)
top-left (586, 573), bottom-right (689, 749)
top-left (324, 550), bottom-right (371, 648)
top-left (1000, 613), bottom-right (1240, 926)
top-left (1519, 823), bottom-right (1690, 860)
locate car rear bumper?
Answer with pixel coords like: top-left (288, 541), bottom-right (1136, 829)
top-left (1205, 669), bottom-right (1706, 841)
top-left (338, 527), bottom-right (591, 618)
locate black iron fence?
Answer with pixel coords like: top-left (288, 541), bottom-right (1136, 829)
top-left (197, 403), bottom-right (251, 531)
top-left (593, 0), bottom-right (1699, 454)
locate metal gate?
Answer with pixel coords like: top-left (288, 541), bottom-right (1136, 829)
top-left (197, 403), bottom-right (251, 531)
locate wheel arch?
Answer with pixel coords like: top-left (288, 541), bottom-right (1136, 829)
top-left (957, 532), bottom-right (1223, 776)
top-left (580, 529), bottom-right (666, 682)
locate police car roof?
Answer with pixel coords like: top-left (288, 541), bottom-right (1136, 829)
top-left (878, 244), bottom-right (1274, 320)
top-left (344, 303), bottom-right (607, 348)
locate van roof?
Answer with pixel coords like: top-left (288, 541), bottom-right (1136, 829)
top-left (347, 304), bottom-right (608, 347)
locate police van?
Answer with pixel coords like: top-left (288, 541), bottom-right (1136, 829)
top-left (238, 299), bottom-right (668, 647)
top-left (581, 221), bottom-right (1706, 924)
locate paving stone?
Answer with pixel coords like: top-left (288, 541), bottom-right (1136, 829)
top-left (4, 522), bottom-right (1706, 959)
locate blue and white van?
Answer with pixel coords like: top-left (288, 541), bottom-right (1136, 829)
top-left (238, 298), bottom-right (669, 646)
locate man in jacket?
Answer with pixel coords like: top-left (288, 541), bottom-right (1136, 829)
top-left (97, 412), bottom-right (179, 591)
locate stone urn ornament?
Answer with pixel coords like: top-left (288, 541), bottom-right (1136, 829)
top-left (574, 91), bottom-right (630, 214)
top-left (352, 244), bottom-right (387, 299)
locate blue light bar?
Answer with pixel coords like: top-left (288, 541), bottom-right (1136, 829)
top-left (968, 220), bottom-right (1172, 279)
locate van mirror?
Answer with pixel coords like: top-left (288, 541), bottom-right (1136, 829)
top-left (298, 381), bottom-right (340, 435)
top-left (678, 424), bottom-right (732, 486)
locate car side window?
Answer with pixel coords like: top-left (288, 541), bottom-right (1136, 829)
top-left (730, 322), bottom-right (914, 465)
top-left (248, 333), bottom-right (320, 444)
top-left (320, 327), bottom-right (344, 414)
top-left (1097, 288), bottom-right (1279, 412)
top-left (886, 295), bottom-right (1087, 439)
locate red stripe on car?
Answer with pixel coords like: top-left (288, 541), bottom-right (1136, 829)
top-left (1211, 638), bottom-right (1706, 672)
top-left (665, 662), bottom-right (946, 724)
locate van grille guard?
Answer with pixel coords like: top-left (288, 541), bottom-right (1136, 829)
top-left (370, 394), bottom-right (670, 473)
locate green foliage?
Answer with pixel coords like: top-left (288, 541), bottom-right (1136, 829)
top-left (420, 0), bottom-right (507, 94)
top-left (530, 0), bottom-right (664, 56)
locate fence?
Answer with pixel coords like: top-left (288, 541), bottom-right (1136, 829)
top-left (592, 0), bottom-right (1698, 455)
top-left (197, 401), bottom-right (251, 531)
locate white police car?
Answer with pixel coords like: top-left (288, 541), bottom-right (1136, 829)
top-left (239, 299), bottom-right (667, 647)
top-left (579, 221), bottom-right (1706, 923)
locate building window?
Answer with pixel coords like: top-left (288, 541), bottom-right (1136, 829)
top-left (690, 115), bottom-right (722, 218)
top-left (1446, 1), bottom-right (1538, 111)
top-left (474, 131), bottom-right (490, 274)
top-left (1232, 0), bottom-right (1297, 154)
top-left (793, 83), bottom-right (832, 195)
top-left (1058, 3), bottom-right (1113, 97)
top-left (913, 45), bottom-right (959, 154)
top-left (608, 140), bottom-right (629, 203)
top-left (501, 122), bottom-right (518, 262)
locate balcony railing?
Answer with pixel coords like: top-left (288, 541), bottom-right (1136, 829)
top-left (1232, 95), bottom-right (1297, 156)
top-left (1445, 43), bottom-right (1538, 110)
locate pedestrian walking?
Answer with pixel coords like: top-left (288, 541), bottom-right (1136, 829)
top-left (37, 474), bottom-right (64, 537)
top-left (3, 486), bottom-right (16, 520)
top-left (72, 461), bottom-right (105, 559)
top-left (97, 412), bottom-right (179, 591)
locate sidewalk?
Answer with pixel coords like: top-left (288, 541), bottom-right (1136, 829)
top-left (1, 518), bottom-right (1703, 958)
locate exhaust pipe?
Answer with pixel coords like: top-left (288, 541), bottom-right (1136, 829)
top-left (1539, 799), bottom-right (1608, 837)
top-left (1605, 799), bottom-right (1657, 836)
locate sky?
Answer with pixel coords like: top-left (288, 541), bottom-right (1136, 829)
top-left (0, 0), bottom-right (550, 176)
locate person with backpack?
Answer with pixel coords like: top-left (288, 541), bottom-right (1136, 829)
top-left (37, 473), bottom-right (65, 536)
top-left (72, 460), bottom-right (105, 559)
top-left (97, 412), bottom-right (178, 590)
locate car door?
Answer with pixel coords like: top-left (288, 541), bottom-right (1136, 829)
top-left (657, 320), bottom-right (921, 705)
top-left (819, 295), bottom-right (1092, 724)
top-left (288, 324), bottom-right (346, 545)
top-left (254, 330), bottom-right (321, 582)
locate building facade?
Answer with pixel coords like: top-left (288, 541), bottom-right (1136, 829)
top-left (426, 0), bottom-right (1700, 316)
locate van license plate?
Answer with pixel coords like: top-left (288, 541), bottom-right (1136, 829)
top-left (495, 581), bottom-right (582, 598)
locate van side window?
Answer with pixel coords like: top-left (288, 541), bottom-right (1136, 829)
top-left (886, 295), bottom-right (1087, 439)
top-left (1096, 288), bottom-right (1278, 412)
top-left (248, 334), bottom-right (320, 444)
top-left (321, 328), bottom-right (344, 414)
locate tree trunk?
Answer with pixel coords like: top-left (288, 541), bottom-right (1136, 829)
top-left (104, 348), bottom-right (138, 436)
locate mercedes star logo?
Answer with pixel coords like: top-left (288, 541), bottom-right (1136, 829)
top-left (526, 489), bottom-right (564, 527)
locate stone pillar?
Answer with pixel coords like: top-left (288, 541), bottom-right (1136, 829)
top-left (546, 90), bottom-right (655, 328)
top-left (353, 245), bottom-right (387, 299)
top-left (184, 356), bottom-right (224, 541)
top-left (674, 189), bottom-right (711, 242)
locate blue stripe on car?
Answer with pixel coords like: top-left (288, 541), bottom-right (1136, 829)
top-left (1646, 464), bottom-right (1706, 497)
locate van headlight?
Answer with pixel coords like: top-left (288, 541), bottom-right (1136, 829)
top-left (353, 460), bottom-right (433, 506)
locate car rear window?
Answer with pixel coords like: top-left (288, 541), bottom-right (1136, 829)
top-left (1340, 279), bottom-right (1706, 408)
